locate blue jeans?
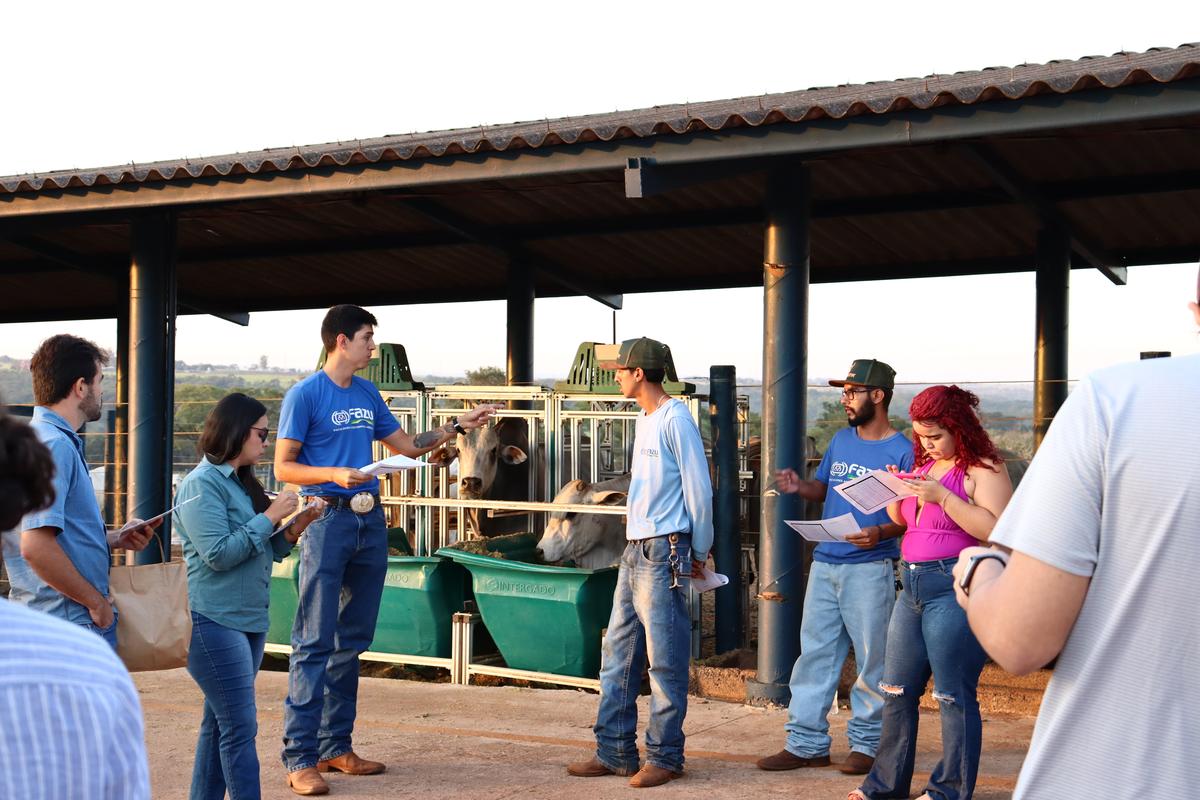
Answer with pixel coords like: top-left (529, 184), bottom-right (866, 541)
top-left (785, 558), bottom-right (895, 758)
top-left (186, 612), bottom-right (266, 800)
top-left (282, 505), bottom-right (387, 771)
top-left (859, 559), bottom-right (988, 800)
top-left (83, 615), bottom-right (120, 650)
top-left (594, 535), bottom-right (692, 775)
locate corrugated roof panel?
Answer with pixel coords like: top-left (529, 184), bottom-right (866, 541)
top-left (3, 44), bottom-right (1197, 195)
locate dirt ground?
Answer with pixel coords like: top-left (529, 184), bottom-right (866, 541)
top-left (136, 668), bottom-right (1033, 800)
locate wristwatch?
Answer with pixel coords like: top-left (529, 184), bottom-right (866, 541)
top-left (958, 552), bottom-right (1008, 596)
top-left (450, 416), bottom-right (467, 436)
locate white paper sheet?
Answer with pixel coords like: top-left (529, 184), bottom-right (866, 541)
top-left (784, 512), bottom-right (861, 542)
top-left (359, 454), bottom-right (433, 476)
top-left (273, 498), bottom-right (324, 536)
top-left (136, 494), bottom-right (201, 528)
top-left (692, 566), bottom-right (730, 593)
top-left (832, 469), bottom-right (917, 514)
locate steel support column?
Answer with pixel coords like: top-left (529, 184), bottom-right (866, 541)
top-left (130, 212), bottom-right (178, 565)
top-left (747, 164), bottom-right (810, 705)
top-left (114, 280), bottom-right (129, 533)
top-left (708, 365), bottom-right (742, 653)
top-left (506, 261), bottom-right (535, 385)
top-left (1034, 229), bottom-right (1070, 450)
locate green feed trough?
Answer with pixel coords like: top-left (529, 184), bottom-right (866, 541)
top-left (438, 536), bottom-right (619, 678)
top-left (267, 529), bottom-right (467, 659)
top-left (267, 551), bottom-right (300, 645)
top-left (371, 556), bottom-right (469, 658)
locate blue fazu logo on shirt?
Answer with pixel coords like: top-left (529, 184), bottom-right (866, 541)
top-left (830, 460), bottom-right (870, 481)
top-left (640, 447), bottom-right (660, 458)
top-left (330, 408), bottom-right (374, 429)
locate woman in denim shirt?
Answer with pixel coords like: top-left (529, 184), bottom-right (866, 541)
top-left (175, 393), bottom-right (324, 800)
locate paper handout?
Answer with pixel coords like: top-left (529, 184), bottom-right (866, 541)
top-left (135, 495), bottom-right (201, 528)
top-left (832, 469), bottom-right (917, 514)
top-left (784, 513), bottom-right (861, 542)
top-left (359, 454), bottom-right (433, 476)
top-left (692, 566), bottom-right (730, 593)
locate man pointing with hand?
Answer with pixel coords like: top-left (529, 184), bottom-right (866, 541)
top-left (275, 305), bottom-right (497, 796)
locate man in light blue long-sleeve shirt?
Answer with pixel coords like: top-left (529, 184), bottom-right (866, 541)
top-left (568, 337), bottom-right (713, 789)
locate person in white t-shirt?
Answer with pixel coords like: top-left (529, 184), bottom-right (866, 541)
top-left (951, 271), bottom-right (1200, 800)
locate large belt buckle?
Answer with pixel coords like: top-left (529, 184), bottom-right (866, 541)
top-left (349, 492), bottom-right (375, 514)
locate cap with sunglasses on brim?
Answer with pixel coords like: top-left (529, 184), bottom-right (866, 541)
top-left (829, 358), bottom-right (896, 390)
top-left (596, 337), bottom-right (670, 371)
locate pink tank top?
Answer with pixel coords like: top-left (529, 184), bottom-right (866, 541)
top-left (899, 462), bottom-right (978, 562)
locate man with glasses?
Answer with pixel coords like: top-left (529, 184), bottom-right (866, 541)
top-left (756, 359), bottom-right (912, 776)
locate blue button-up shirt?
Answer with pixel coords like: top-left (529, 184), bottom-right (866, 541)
top-left (3, 407), bottom-right (110, 627)
top-left (174, 457), bottom-right (294, 633)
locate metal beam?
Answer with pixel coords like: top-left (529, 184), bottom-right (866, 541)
top-left (2, 81), bottom-right (1198, 219)
top-left (748, 163), bottom-right (810, 707)
top-left (1034, 229), bottom-right (1070, 450)
top-left (505, 261), bottom-right (534, 385)
top-left (960, 142), bottom-right (1128, 285)
top-left (4, 235), bottom-right (249, 324)
top-left (624, 155), bottom-right (775, 198)
top-left (129, 212), bottom-right (177, 565)
top-left (404, 198), bottom-right (623, 310)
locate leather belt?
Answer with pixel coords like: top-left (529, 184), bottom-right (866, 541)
top-left (317, 493), bottom-right (379, 513)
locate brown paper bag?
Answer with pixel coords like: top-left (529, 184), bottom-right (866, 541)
top-left (109, 538), bottom-right (191, 672)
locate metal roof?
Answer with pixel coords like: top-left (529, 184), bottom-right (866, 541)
top-left (1, 45), bottom-right (1200, 323)
top-left (2, 44), bottom-right (1197, 196)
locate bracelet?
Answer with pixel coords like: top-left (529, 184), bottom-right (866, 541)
top-left (450, 416), bottom-right (467, 436)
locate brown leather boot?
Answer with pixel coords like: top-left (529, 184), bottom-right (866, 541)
top-left (566, 756), bottom-right (617, 777)
top-left (837, 751), bottom-right (875, 775)
top-left (629, 764), bottom-right (682, 788)
top-left (286, 768), bottom-right (329, 796)
top-left (317, 751), bottom-right (386, 775)
top-left (755, 749), bottom-right (831, 770)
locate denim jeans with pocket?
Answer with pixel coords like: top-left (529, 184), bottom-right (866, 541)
top-left (83, 613), bottom-right (120, 650)
top-left (859, 558), bottom-right (988, 800)
top-left (593, 534), bottom-right (692, 775)
top-left (784, 558), bottom-right (895, 758)
top-left (186, 611), bottom-right (266, 800)
top-left (282, 504), bottom-right (387, 771)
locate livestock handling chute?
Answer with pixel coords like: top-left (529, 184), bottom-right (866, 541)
top-left (265, 342), bottom-right (752, 691)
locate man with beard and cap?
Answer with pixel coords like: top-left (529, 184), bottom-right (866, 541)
top-left (756, 359), bottom-right (912, 777)
top-left (4, 334), bottom-right (155, 649)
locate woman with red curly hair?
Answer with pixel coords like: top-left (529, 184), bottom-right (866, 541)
top-left (851, 385), bottom-right (1012, 800)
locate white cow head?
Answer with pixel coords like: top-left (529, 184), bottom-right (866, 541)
top-left (453, 417), bottom-right (528, 500)
top-left (537, 474), bottom-right (629, 568)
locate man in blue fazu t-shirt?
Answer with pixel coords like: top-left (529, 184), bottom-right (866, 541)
top-left (275, 304), bottom-right (498, 796)
top-left (756, 359), bottom-right (913, 777)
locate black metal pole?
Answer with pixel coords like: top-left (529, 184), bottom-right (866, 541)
top-left (506, 261), bottom-right (535, 386)
top-left (103, 408), bottom-right (116, 528)
top-left (747, 163), bottom-right (810, 705)
top-left (1034, 228), bottom-right (1069, 451)
top-left (709, 365), bottom-right (741, 653)
top-left (130, 212), bottom-right (178, 565)
top-left (114, 277), bottom-right (129, 534)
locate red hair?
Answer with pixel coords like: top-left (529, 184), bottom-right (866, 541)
top-left (908, 385), bottom-right (1003, 472)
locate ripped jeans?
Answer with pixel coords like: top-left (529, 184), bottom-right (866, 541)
top-left (859, 559), bottom-right (987, 800)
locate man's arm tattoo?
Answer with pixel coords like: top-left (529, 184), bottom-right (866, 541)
top-left (412, 422), bottom-right (454, 450)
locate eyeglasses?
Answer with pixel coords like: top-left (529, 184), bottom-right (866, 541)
top-left (249, 426), bottom-right (269, 443)
top-left (840, 387), bottom-right (872, 398)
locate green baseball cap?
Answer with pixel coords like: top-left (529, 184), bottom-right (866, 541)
top-left (596, 337), bottom-right (670, 370)
top-left (829, 358), bottom-right (896, 390)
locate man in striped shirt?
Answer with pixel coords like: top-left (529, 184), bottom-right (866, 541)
top-left (0, 410), bottom-right (150, 800)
